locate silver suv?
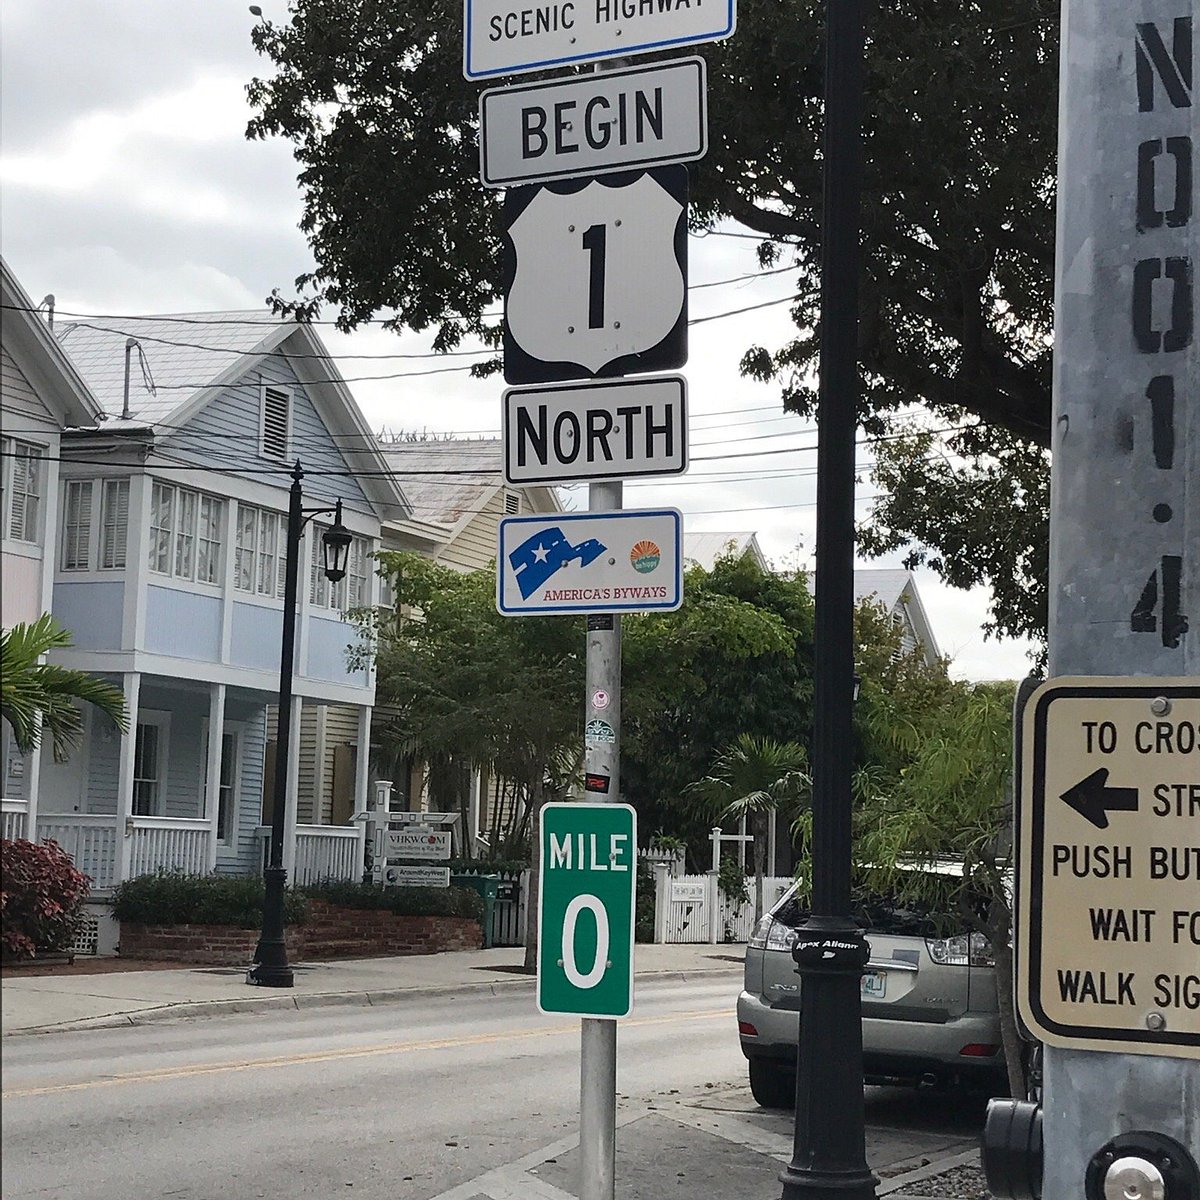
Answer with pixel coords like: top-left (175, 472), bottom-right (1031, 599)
top-left (737, 877), bottom-right (1005, 1108)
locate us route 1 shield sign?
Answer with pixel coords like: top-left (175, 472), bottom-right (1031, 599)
top-left (463, 0), bottom-right (735, 80)
top-left (503, 166), bottom-right (687, 385)
top-left (1015, 676), bottom-right (1200, 1059)
top-left (479, 58), bottom-right (706, 188)
top-left (503, 375), bottom-right (687, 484)
top-left (538, 801), bottom-right (637, 1018)
top-left (497, 508), bottom-right (682, 615)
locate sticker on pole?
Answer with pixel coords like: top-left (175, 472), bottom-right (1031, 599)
top-left (538, 801), bottom-right (637, 1018)
top-left (1015, 676), bottom-right (1200, 1059)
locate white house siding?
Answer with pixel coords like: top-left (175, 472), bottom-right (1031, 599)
top-left (162, 356), bottom-right (371, 517)
top-left (436, 490), bottom-right (506, 573)
top-left (1, 345), bottom-right (54, 422)
top-left (216, 705), bottom-right (268, 877)
top-left (1, 554), bottom-right (42, 627)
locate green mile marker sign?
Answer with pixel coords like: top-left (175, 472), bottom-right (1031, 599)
top-left (537, 802), bottom-right (637, 1018)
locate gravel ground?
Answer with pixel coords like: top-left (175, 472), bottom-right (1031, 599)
top-left (895, 1163), bottom-right (994, 1199)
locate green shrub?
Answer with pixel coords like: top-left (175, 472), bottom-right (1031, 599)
top-left (303, 881), bottom-right (484, 921)
top-left (635, 862), bottom-right (656, 943)
top-left (112, 872), bottom-right (308, 928)
top-left (1, 838), bottom-right (91, 959)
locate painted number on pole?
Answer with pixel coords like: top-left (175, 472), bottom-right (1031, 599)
top-left (538, 802), bottom-right (637, 1017)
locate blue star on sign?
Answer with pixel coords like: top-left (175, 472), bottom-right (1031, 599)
top-left (509, 527), bottom-right (607, 599)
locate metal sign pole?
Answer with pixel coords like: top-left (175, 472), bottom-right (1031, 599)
top-left (579, 477), bottom-right (622, 1200)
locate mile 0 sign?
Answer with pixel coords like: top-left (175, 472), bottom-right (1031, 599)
top-left (503, 166), bottom-right (687, 385)
top-left (538, 801), bottom-right (637, 1018)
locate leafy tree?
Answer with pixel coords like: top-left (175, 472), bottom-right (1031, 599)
top-left (354, 552), bottom-right (583, 970)
top-left (1, 615), bottom-right (127, 760)
top-left (245, 0), bottom-right (1059, 642)
top-left (687, 735), bottom-right (811, 920)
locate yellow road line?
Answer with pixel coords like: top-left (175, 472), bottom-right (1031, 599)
top-left (3, 1009), bottom-right (725, 1099)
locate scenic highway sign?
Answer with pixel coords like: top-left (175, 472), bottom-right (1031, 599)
top-left (538, 801), bottom-right (637, 1018)
top-left (1016, 677), bottom-right (1200, 1059)
top-left (479, 58), bottom-right (707, 187)
top-left (503, 166), bottom-right (687, 385)
top-left (503, 375), bottom-right (687, 484)
top-left (463, 0), bottom-right (735, 79)
top-left (497, 508), bottom-right (682, 615)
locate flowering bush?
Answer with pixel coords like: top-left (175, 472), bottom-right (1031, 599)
top-left (1, 838), bottom-right (91, 959)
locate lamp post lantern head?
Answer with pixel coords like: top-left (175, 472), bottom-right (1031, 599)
top-left (322, 500), bottom-right (352, 582)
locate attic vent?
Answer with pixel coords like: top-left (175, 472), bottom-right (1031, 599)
top-left (260, 386), bottom-right (291, 460)
top-left (504, 490), bottom-right (521, 515)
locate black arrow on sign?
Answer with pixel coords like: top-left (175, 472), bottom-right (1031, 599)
top-left (1059, 768), bottom-right (1140, 830)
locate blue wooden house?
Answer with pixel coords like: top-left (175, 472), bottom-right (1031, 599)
top-left (34, 312), bottom-right (410, 890)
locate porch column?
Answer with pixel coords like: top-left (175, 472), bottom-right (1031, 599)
top-left (282, 696), bottom-right (301, 876)
top-left (312, 703), bottom-right (328, 824)
top-left (115, 672), bottom-right (142, 885)
top-left (468, 768), bottom-right (483, 856)
top-left (353, 706), bottom-right (371, 878)
top-left (204, 683), bottom-right (226, 872)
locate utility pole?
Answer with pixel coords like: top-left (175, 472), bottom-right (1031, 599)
top-left (778, 0), bottom-right (877, 1197)
top-left (579, 478), bottom-right (623, 1200)
top-left (983, 2), bottom-right (1198, 1197)
top-left (1037, 0), bottom-right (1198, 1193)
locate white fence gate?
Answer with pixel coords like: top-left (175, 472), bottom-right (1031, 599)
top-left (652, 869), bottom-right (793, 944)
top-left (453, 867), bottom-right (528, 947)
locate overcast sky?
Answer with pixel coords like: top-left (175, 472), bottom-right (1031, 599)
top-left (0, 0), bottom-right (1039, 681)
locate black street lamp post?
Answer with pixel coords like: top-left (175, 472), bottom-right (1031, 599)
top-left (778, 0), bottom-right (877, 1197)
top-left (248, 461), bottom-right (351, 989)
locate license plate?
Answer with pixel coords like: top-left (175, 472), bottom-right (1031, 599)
top-left (861, 970), bottom-right (886, 999)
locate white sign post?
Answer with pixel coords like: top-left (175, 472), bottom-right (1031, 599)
top-left (479, 58), bottom-right (707, 188)
top-left (504, 375), bottom-right (687, 484)
top-left (497, 509), bottom-right (682, 615)
top-left (463, 0), bottom-right (735, 79)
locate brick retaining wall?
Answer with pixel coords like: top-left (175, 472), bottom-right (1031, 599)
top-left (119, 901), bottom-right (482, 966)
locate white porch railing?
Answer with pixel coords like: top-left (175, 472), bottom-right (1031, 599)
top-left (2, 799), bottom-right (29, 841)
top-left (258, 824), bottom-right (365, 887)
top-left (36, 815), bottom-right (121, 890)
top-left (128, 817), bottom-right (212, 879)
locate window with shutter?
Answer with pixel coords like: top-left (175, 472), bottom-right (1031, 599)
top-left (100, 480), bottom-right (130, 570)
top-left (149, 482), bottom-right (174, 574)
top-left (235, 504), bottom-right (257, 592)
top-left (260, 387), bottom-right (291, 460)
top-left (6, 441), bottom-right (42, 542)
top-left (62, 480), bottom-right (94, 571)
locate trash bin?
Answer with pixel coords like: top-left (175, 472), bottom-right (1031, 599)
top-left (450, 873), bottom-right (500, 949)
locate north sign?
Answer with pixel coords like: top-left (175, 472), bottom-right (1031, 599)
top-left (537, 802), bottom-right (637, 1018)
top-left (503, 167), bottom-right (687, 385)
top-left (503, 375), bottom-right (687, 484)
top-left (463, 0), bottom-right (735, 80)
top-left (497, 508), bottom-right (682, 615)
top-left (1016, 677), bottom-right (1200, 1059)
top-left (479, 58), bottom-right (706, 188)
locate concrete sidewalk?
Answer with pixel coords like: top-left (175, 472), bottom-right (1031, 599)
top-left (0, 942), bottom-right (747, 1035)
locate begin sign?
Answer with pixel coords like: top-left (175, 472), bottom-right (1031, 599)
top-left (1016, 677), bottom-right (1200, 1058)
top-left (538, 802), bottom-right (636, 1018)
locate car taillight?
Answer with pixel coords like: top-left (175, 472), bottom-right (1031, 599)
top-left (925, 931), bottom-right (995, 967)
top-left (767, 922), bottom-right (799, 952)
top-left (748, 916), bottom-right (772, 949)
top-left (739, 1021), bottom-right (759, 1038)
top-left (959, 1043), bottom-right (1001, 1057)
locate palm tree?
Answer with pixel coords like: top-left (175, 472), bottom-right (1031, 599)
top-left (688, 734), bottom-right (812, 921)
top-left (1, 615), bottom-right (127, 761)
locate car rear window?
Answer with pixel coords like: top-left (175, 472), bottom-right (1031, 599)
top-left (771, 873), bottom-right (987, 937)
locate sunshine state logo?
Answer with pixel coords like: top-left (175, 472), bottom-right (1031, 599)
top-left (630, 540), bottom-right (661, 574)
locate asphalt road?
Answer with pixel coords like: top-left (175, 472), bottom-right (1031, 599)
top-left (1, 977), bottom-right (988, 1200)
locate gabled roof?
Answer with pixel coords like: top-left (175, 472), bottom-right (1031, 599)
top-left (683, 531), bottom-right (768, 571)
top-left (848, 568), bottom-right (941, 663)
top-left (54, 311), bottom-right (284, 428)
top-left (1, 258), bottom-right (103, 428)
top-left (54, 311), bottom-right (407, 521)
top-left (376, 437), bottom-right (561, 530)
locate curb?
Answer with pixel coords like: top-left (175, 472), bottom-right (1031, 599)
top-left (876, 1146), bottom-right (981, 1197)
top-left (2, 964), bottom-right (742, 1037)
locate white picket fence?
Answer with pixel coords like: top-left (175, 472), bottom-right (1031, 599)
top-left (651, 869), bottom-right (794, 944)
